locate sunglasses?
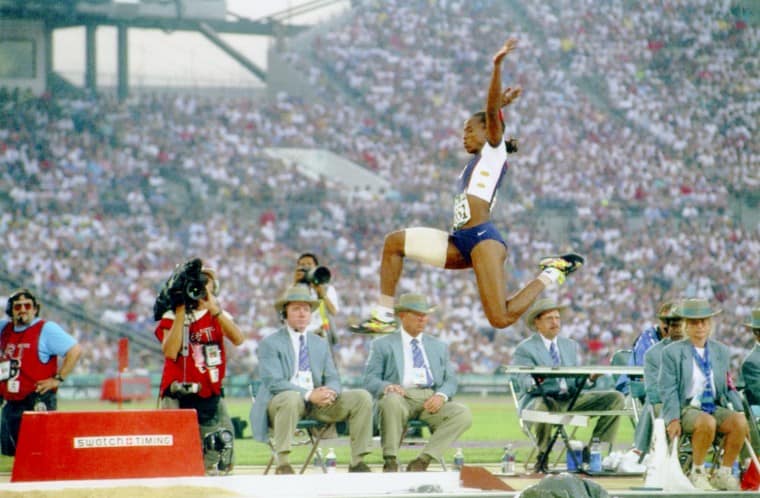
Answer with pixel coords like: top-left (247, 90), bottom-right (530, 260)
top-left (13, 302), bottom-right (34, 311)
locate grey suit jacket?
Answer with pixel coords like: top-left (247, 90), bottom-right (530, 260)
top-left (741, 343), bottom-right (760, 406)
top-left (512, 334), bottom-right (581, 410)
top-left (659, 338), bottom-right (741, 424)
top-left (643, 338), bottom-right (672, 405)
top-left (363, 332), bottom-right (458, 399)
top-left (250, 328), bottom-right (341, 442)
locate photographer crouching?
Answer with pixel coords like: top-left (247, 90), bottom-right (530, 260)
top-left (293, 253), bottom-right (340, 345)
top-left (153, 258), bottom-right (244, 475)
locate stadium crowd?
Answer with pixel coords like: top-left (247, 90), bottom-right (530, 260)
top-left (0, 0), bottom-right (757, 382)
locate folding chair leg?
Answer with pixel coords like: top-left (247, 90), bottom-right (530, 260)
top-left (552, 426), bottom-right (578, 469)
top-left (264, 443), bottom-right (276, 474)
top-left (299, 424), bottom-right (329, 474)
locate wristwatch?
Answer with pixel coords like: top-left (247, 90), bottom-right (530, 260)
top-left (54, 373), bottom-right (65, 383)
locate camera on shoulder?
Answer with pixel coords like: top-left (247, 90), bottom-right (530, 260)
top-left (297, 266), bottom-right (331, 286)
top-left (153, 258), bottom-right (210, 320)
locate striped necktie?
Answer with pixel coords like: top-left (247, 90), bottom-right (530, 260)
top-left (411, 338), bottom-right (433, 387)
top-left (549, 342), bottom-right (561, 367)
top-left (298, 334), bottom-right (310, 371)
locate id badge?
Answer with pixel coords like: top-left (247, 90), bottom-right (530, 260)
top-left (452, 193), bottom-right (471, 229)
top-left (7, 379), bottom-right (20, 393)
top-left (204, 344), bottom-right (222, 367)
top-left (0, 360), bottom-right (11, 381)
top-left (209, 367), bottom-right (220, 384)
top-left (412, 367), bottom-right (428, 386)
top-left (296, 370), bottom-right (314, 391)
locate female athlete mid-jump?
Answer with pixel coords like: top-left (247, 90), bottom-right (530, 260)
top-left (354, 38), bottom-right (582, 334)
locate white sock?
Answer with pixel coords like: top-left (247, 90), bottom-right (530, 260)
top-left (692, 463), bottom-right (704, 474)
top-left (538, 267), bottom-right (564, 287)
top-left (372, 305), bottom-right (395, 322)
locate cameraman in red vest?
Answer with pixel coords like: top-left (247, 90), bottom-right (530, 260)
top-left (154, 259), bottom-right (244, 474)
top-left (0, 288), bottom-right (82, 456)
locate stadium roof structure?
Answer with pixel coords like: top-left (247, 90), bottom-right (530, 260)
top-left (0, 0), bottom-right (343, 97)
top-left (264, 147), bottom-right (392, 196)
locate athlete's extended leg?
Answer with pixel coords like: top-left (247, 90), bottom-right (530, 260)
top-left (469, 241), bottom-right (539, 328)
top-left (470, 242), bottom-right (582, 329)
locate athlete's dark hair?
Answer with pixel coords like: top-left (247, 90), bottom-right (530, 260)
top-left (471, 111), bottom-right (519, 154)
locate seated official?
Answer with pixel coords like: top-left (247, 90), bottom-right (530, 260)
top-left (363, 293), bottom-right (472, 472)
top-left (660, 298), bottom-right (748, 491)
top-left (512, 298), bottom-right (625, 471)
top-left (741, 307), bottom-right (760, 406)
top-left (616, 301), bottom-right (681, 398)
top-left (630, 307), bottom-right (685, 458)
top-left (250, 285), bottom-right (373, 474)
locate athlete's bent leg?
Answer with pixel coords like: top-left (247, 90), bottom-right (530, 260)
top-left (470, 241), bottom-right (546, 329)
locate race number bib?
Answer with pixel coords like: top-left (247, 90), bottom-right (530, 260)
top-left (296, 370), bottom-right (314, 391)
top-left (7, 379), bottom-right (20, 393)
top-left (452, 193), bottom-right (471, 229)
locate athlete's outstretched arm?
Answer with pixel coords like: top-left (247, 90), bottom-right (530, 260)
top-left (486, 38), bottom-right (517, 146)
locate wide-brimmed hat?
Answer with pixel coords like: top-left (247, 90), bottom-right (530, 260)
top-left (676, 298), bottom-right (722, 319)
top-left (745, 307), bottom-right (760, 330)
top-left (274, 284), bottom-right (319, 314)
top-left (524, 298), bottom-right (568, 331)
top-left (394, 293), bottom-right (436, 314)
top-left (656, 301), bottom-right (680, 321)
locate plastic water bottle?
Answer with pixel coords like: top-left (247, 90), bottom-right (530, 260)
top-left (501, 444), bottom-right (515, 475)
top-left (313, 447), bottom-right (323, 468)
top-left (732, 460), bottom-right (740, 478)
top-left (453, 448), bottom-right (464, 470)
top-left (325, 447), bottom-right (337, 473)
top-left (589, 437), bottom-right (602, 473)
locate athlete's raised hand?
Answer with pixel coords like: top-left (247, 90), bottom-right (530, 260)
top-left (501, 86), bottom-right (522, 108)
top-left (493, 38), bottom-right (518, 66)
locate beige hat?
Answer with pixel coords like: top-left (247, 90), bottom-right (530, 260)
top-left (524, 298), bottom-right (568, 331)
top-left (744, 307), bottom-right (760, 330)
top-left (394, 293), bottom-right (436, 314)
top-left (656, 301), bottom-right (680, 321)
top-left (676, 298), bottom-right (722, 319)
top-left (274, 284), bottom-right (319, 314)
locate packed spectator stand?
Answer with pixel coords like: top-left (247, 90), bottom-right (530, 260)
top-left (0, 0), bottom-right (757, 388)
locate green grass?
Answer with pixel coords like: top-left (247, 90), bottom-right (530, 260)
top-left (0, 395), bottom-right (634, 472)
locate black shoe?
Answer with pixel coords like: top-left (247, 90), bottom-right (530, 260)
top-left (383, 457), bottom-right (399, 472)
top-left (406, 456), bottom-right (430, 472)
top-left (348, 461), bottom-right (372, 472)
top-left (275, 463), bottom-right (295, 474)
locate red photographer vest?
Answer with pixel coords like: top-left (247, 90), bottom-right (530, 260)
top-left (155, 311), bottom-right (226, 398)
top-left (0, 320), bottom-right (57, 401)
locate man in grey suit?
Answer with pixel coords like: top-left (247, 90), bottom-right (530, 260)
top-left (250, 284), bottom-right (373, 474)
top-left (512, 298), bottom-right (624, 472)
top-left (364, 293), bottom-right (472, 472)
top-left (630, 307), bottom-right (685, 457)
top-left (741, 307), bottom-right (760, 406)
top-left (660, 298), bottom-right (747, 491)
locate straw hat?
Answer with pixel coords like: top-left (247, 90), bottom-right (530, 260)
top-left (394, 293), bottom-right (436, 314)
top-left (274, 284), bottom-right (319, 314)
top-left (524, 298), bottom-right (568, 331)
